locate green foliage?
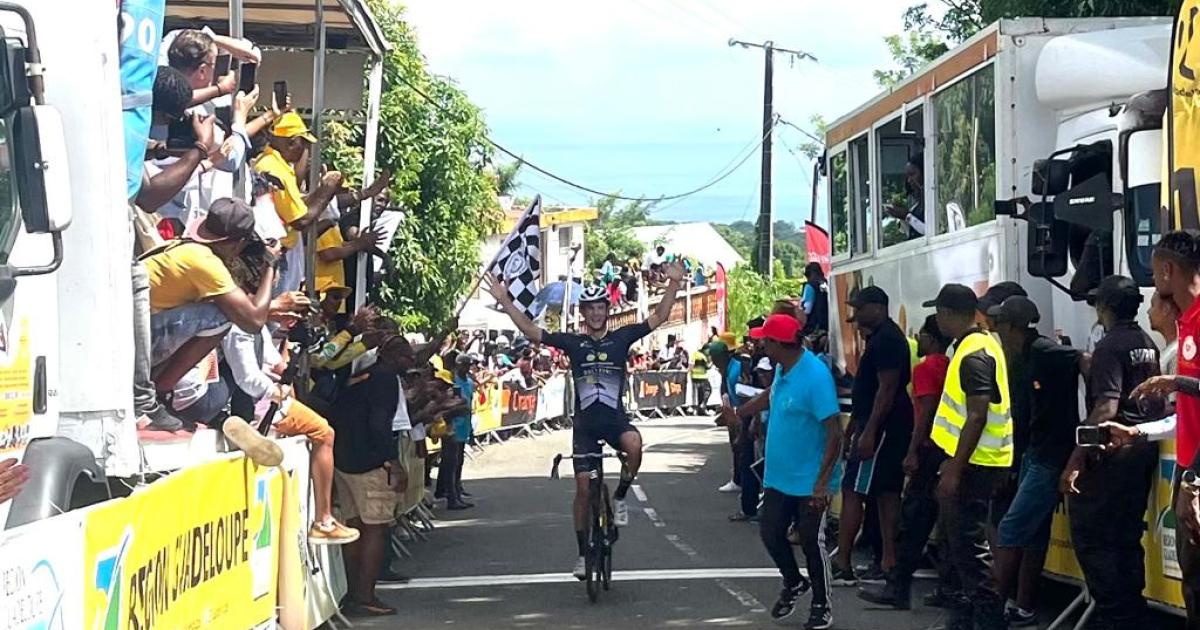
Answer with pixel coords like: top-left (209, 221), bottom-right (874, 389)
top-left (797, 114), bottom-right (830, 161)
top-left (981, 0), bottom-right (1179, 22)
top-left (933, 69), bottom-right (996, 227)
top-left (714, 223), bottom-right (753, 260)
top-left (322, 0), bottom-right (500, 331)
top-left (725, 265), bottom-right (803, 338)
top-left (874, 31), bottom-right (950, 88)
top-left (494, 158), bottom-right (523, 196)
top-left (584, 195), bottom-right (657, 272)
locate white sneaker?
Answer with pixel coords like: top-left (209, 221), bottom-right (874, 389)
top-left (572, 556), bottom-right (586, 580)
top-left (718, 480), bottom-right (741, 493)
top-left (614, 499), bottom-right (629, 526)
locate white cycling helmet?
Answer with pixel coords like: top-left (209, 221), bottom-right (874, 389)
top-left (580, 285), bottom-right (610, 304)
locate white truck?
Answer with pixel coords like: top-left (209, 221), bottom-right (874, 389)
top-left (821, 15), bottom-right (1186, 613)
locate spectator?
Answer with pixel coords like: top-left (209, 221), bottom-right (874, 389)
top-left (217, 320), bottom-right (359, 544)
top-left (1150, 292), bottom-right (1180, 374)
top-left (644, 244), bottom-right (667, 269)
top-left (801, 262), bottom-right (829, 335)
top-left (143, 199), bottom-right (275, 399)
top-left (733, 314), bottom-right (841, 627)
top-left (988, 296), bottom-right (1082, 626)
top-left (623, 270), bottom-right (639, 304)
top-left (1060, 275), bottom-right (1159, 627)
top-left (600, 253), bottom-right (617, 284)
top-left (883, 153), bottom-right (925, 238)
top-left (136, 67), bottom-right (214, 217)
top-left (977, 281), bottom-right (1028, 329)
top-left (859, 314), bottom-right (955, 609)
top-left (1122, 231), bottom-right (1200, 625)
top-left (834, 286), bottom-right (913, 585)
top-left (669, 339), bottom-right (689, 370)
top-left (253, 112), bottom-right (342, 293)
top-left (332, 336), bottom-right (416, 617)
top-left (435, 358), bottom-right (475, 510)
top-left (160, 27), bottom-right (259, 107)
top-left (690, 346), bottom-right (712, 415)
top-left (924, 283), bottom-right (1012, 630)
top-left (717, 336), bottom-right (762, 521)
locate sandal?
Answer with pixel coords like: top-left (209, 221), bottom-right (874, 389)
top-left (342, 597), bottom-right (397, 617)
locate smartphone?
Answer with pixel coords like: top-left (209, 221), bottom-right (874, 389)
top-left (273, 80), bottom-right (288, 110)
top-left (165, 116), bottom-right (194, 150)
top-left (213, 54), bottom-right (231, 86)
top-left (238, 62), bottom-right (257, 95)
top-left (1075, 425), bottom-right (1111, 447)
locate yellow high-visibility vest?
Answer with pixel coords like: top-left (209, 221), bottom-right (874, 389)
top-left (931, 330), bottom-right (1014, 468)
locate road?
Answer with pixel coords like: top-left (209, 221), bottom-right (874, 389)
top-left (352, 415), bottom-right (1179, 629)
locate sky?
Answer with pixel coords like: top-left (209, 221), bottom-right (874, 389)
top-left (399, 0), bottom-right (923, 228)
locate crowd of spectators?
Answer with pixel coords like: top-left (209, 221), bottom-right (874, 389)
top-left (703, 242), bottom-right (1200, 629)
top-left (593, 245), bottom-right (715, 310)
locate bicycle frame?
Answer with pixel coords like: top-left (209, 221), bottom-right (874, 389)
top-left (551, 445), bottom-right (628, 601)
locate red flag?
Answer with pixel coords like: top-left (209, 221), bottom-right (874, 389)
top-left (805, 221), bottom-right (831, 276)
top-left (715, 263), bottom-right (727, 333)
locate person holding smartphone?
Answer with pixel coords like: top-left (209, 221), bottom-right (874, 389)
top-left (1059, 275), bottom-right (1160, 628)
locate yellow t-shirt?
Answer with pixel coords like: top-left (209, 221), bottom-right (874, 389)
top-left (315, 225), bottom-right (346, 291)
top-left (253, 146), bottom-right (306, 249)
top-left (143, 242), bottom-right (238, 312)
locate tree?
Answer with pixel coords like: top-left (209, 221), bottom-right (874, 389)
top-left (725, 265), bottom-right (803, 337)
top-left (583, 195), bottom-right (657, 273)
top-left (714, 223), bottom-right (753, 260)
top-left (322, 0), bottom-right (500, 331)
top-left (494, 158), bottom-right (525, 198)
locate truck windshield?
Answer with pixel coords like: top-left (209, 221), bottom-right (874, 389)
top-left (0, 122), bottom-right (17, 264)
top-left (1125, 182), bottom-right (1161, 287)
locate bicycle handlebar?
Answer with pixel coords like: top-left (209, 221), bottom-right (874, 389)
top-left (549, 451), bottom-right (627, 479)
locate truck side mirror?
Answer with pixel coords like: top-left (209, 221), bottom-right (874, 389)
top-left (1027, 201), bottom-right (1069, 278)
top-left (12, 105), bottom-right (71, 233)
top-left (1032, 158), bottom-right (1071, 196)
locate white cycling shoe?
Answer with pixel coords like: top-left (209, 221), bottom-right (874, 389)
top-left (573, 556), bottom-right (587, 580)
top-left (614, 499), bottom-right (629, 527)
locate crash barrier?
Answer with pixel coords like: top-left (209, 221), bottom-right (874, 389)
top-left (627, 369), bottom-right (722, 418)
top-left (1043, 442), bottom-right (1185, 617)
top-left (0, 438), bottom-right (347, 630)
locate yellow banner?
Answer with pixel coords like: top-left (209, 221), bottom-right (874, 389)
top-left (0, 318), bottom-right (33, 454)
top-left (1168, 0), bottom-right (1200, 229)
top-left (82, 457), bottom-right (284, 630)
top-left (1043, 442), bottom-right (1185, 612)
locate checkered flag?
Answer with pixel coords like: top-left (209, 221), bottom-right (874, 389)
top-left (489, 195), bottom-right (542, 318)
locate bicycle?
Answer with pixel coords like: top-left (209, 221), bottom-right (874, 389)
top-left (551, 446), bottom-right (627, 603)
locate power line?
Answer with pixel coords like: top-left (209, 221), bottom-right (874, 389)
top-left (397, 70), bottom-right (781, 203)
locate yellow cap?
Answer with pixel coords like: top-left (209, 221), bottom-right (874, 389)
top-left (435, 368), bottom-right (454, 385)
top-left (271, 112), bottom-right (317, 143)
top-left (718, 332), bottom-right (738, 348)
top-left (317, 280), bottom-right (352, 298)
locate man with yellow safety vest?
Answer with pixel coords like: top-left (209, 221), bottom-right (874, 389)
top-left (923, 283), bottom-right (1012, 630)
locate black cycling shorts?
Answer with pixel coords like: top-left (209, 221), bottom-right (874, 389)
top-left (572, 416), bottom-right (639, 474)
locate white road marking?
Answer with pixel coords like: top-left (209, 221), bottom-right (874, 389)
top-left (664, 533), bottom-right (701, 559)
top-left (379, 567), bottom-right (784, 590)
top-left (643, 507), bottom-right (666, 528)
top-left (714, 578), bottom-right (766, 612)
top-left (631, 484), bottom-right (649, 503)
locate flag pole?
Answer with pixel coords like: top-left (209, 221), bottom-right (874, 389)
top-left (452, 195), bottom-right (542, 322)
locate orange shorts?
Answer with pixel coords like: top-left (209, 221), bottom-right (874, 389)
top-left (274, 400), bottom-right (335, 446)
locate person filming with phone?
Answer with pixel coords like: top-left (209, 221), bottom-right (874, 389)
top-left (1058, 275), bottom-right (1160, 628)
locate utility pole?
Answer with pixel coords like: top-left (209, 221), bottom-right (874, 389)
top-left (729, 39), bottom-right (816, 278)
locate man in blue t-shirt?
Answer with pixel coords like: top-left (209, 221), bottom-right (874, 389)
top-left (735, 314), bottom-right (842, 628)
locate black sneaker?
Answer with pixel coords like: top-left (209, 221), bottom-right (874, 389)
top-left (924, 587), bottom-right (962, 609)
top-left (857, 582), bottom-right (910, 610)
top-left (830, 564), bottom-right (858, 586)
top-left (856, 562), bottom-right (886, 582)
top-left (769, 580), bottom-right (811, 622)
top-left (1005, 606), bottom-right (1037, 627)
top-left (804, 605), bottom-right (832, 630)
top-left (141, 406), bottom-right (183, 432)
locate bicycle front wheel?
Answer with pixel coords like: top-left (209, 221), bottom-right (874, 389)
top-left (585, 502), bottom-right (601, 602)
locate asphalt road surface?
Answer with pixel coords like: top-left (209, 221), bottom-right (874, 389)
top-left (352, 415), bottom-right (1185, 629)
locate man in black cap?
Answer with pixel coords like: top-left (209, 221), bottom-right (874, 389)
top-left (923, 283), bottom-right (1011, 630)
top-left (977, 281), bottom-right (1028, 327)
top-left (144, 197), bottom-right (278, 400)
top-left (832, 286), bottom-right (913, 585)
top-left (989, 296), bottom-right (1083, 626)
top-left (1060, 275), bottom-right (1159, 628)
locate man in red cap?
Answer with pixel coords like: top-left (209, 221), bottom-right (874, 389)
top-left (734, 313), bottom-right (841, 629)
top-left (143, 198), bottom-right (277, 405)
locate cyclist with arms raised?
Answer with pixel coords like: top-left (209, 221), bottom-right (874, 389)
top-left (486, 261), bottom-right (686, 578)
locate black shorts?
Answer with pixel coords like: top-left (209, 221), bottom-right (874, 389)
top-left (572, 415), bottom-right (639, 474)
top-left (843, 426), bottom-right (910, 497)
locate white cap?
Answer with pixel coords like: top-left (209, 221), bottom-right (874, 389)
top-left (755, 357), bottom-right (773, 371)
